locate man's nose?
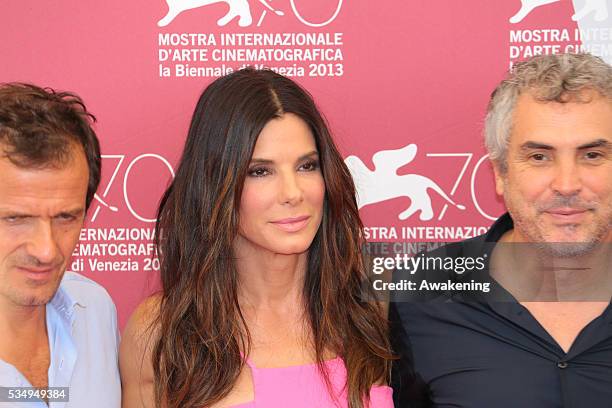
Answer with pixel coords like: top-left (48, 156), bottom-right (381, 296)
top-left (550, 158), bottom-right (582, 197)
top-left (26, 221), bottom-right (61, 266)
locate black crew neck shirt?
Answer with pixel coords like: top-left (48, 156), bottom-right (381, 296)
top-left (390, 213), bottom-right (612, 408)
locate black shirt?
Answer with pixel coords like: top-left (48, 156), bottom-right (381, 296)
top-left (390, 213), bottom-right (612, 408)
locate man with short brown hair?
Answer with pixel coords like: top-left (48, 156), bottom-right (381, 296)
top-left (0, 83), bottom-right (120, 407)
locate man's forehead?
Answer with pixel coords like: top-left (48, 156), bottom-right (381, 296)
top-left (510, 92), bottom-right (612, 147)
top-left (0, 155), bottom-right (88, 212)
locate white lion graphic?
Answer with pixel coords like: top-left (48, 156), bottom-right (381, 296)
top-left (510, 0), bottom-right (608, 23)
top-left (345, 144), bottom-right (466, 221)
top-left (158, 0), bottom-right (284, 27)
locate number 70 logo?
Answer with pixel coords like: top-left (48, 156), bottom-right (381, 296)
top-left (91, 154), bottom-right (175, 223)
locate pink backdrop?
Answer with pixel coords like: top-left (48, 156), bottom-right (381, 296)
top-left (2, 0), bottom-right (610, 328)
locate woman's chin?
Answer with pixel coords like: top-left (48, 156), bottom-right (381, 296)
top-left (264, 236), bottom-right (316, 255)
top-left (272, 244), bottom-right (312, 256)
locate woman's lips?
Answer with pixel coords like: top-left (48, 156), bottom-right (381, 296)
top-left (270, 215), bottom-right (310, 232)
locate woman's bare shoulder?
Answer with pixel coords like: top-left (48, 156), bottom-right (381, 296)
top-left (120, 294), bottom-right (162, 407)
top-left (121, 293), bottom-right (162, 362)
top-left (125, 294), bottom-right (162, 336)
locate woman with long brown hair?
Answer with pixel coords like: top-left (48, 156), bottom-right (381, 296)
top-left (120, 68), bottom-right (394, 408)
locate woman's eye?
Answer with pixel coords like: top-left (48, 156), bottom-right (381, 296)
top-left (248, 167), bottom-right (270, 177)
top-left (300, 160), bottom-right (319, 171)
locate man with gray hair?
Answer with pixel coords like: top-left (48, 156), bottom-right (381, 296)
top-left (390, 53), bottom-right (612, 407)
top-left (0, 83), bottom-right (121, 407)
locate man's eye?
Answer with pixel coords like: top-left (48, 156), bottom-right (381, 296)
top-left (529, 153), bottom-right (549, 162)
top-left (247, 167), bottom-right (270, 177)
top-left (2, 215), bottom-right (27, 224)
top-left (584, 151), bottom-right (604, 160)
top-left (56, 214), bottom-right (76, 222)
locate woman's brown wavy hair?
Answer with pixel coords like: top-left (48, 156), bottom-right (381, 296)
top-left (152, 68), bottom-right (392, 408)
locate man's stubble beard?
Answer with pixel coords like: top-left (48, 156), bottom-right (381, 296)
top-left (503, 181), bottom-right (611, 258)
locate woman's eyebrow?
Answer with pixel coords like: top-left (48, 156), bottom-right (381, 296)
top-left (249, 158), bottom-right (274, 165)
top-left (297, 151), bottom-right (319, 160)
top-left (249, 151), bottom-right (319, 164)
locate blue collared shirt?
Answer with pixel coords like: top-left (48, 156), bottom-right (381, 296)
top-left (0, 272), bottom-right (121, 408)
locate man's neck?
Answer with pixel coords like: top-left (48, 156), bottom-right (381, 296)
top-left (0, 301), bottom-right (50, 388)
top-left (492, 229), bottom-right (612, 301)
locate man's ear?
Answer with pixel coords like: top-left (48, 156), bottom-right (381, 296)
top-left (491, 160), bottom-right (505, 196)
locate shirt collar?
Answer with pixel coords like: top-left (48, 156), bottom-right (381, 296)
top-left (451, 213), bottom-right (517, 303)
top-left (483, 212), bottom-right (514, 243)
top-left (49, 276), bottom-right (86, 326)
top-left (449, 212), bottom-right (513, 272)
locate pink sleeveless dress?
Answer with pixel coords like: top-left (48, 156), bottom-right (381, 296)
top-left (230, 356), bottom-right (394, 407)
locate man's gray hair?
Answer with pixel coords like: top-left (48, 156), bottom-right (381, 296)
top-left (484, 53), bottom-right (612, 170)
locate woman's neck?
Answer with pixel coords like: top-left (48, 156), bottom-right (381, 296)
top-left (234, 238), bottom-right (308, 310)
